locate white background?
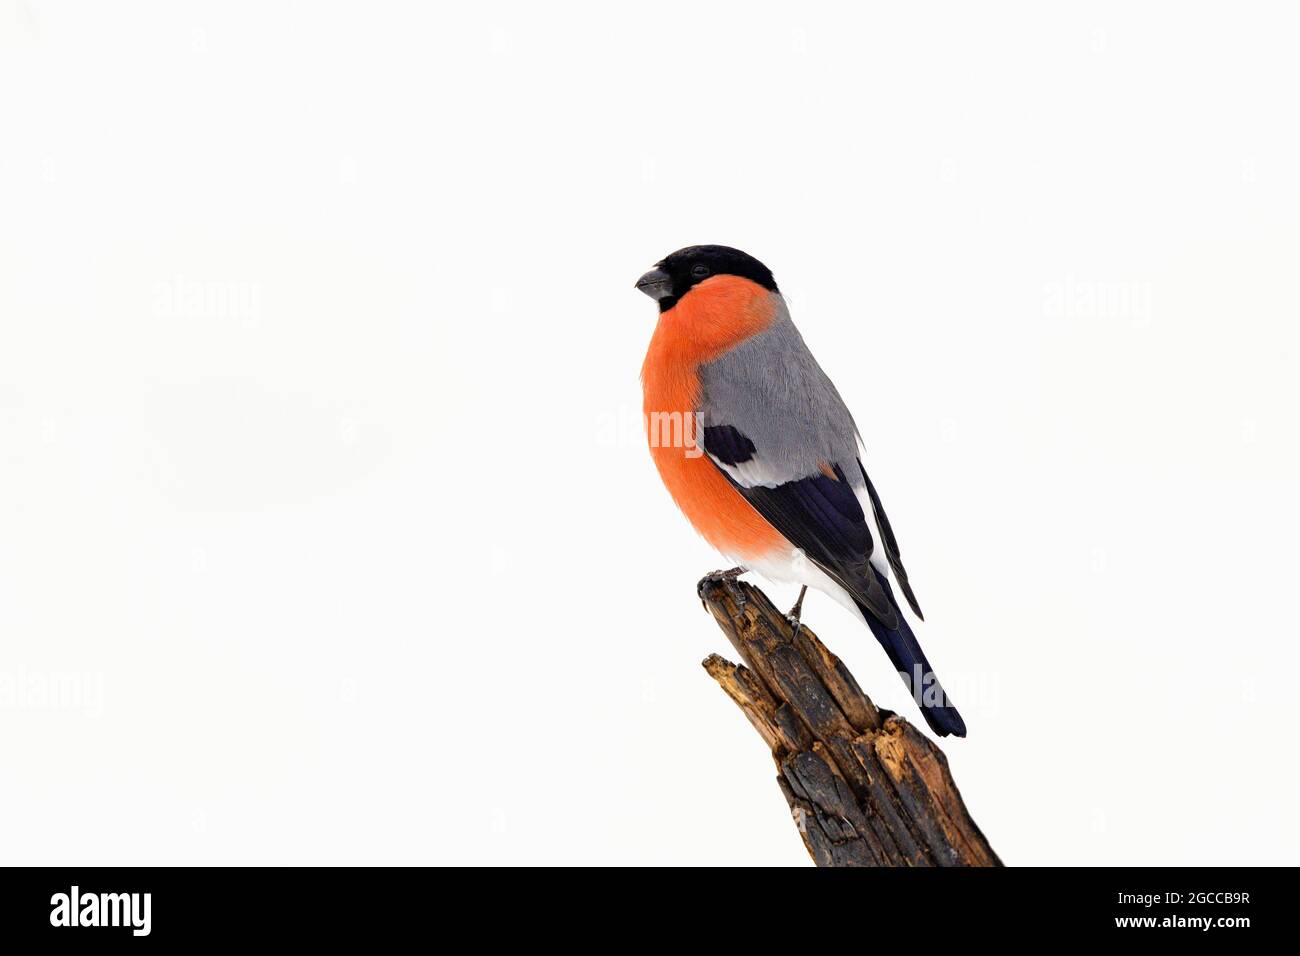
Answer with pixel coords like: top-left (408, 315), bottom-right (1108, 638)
top-left (2, 2), bottom-right (1298, 866)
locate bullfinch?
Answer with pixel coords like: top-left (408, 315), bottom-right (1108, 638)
top-left (636, 245), bottom-right (966, 737)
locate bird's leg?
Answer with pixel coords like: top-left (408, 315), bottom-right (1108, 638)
top-left (786, 586), bottom-right (808, 638)
top-left (698, 566), bottom-right (748, 610)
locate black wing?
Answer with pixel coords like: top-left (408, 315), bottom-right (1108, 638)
top-left (858, 462), bottom-right (924, 620)
top-left (702, 425), bottom-right (899, 630)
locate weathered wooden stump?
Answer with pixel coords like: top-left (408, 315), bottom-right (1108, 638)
top-left (699, 575), bottom-right (1001, 867)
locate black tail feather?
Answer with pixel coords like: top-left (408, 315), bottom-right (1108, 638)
top-left (855, 570), bottom-right (966, 738)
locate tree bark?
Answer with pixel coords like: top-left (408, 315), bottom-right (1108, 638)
top-left (698, 575), bottom-right (1001, 867)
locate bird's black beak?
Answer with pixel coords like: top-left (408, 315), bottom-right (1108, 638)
top-left (635, 268), bottom-right (672, 301)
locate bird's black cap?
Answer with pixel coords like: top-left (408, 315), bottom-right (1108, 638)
top-left (638, 245), bottom-right (778, 312)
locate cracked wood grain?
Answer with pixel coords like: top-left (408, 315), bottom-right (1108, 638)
top-left (699, 575), bottom-right (1001, 867)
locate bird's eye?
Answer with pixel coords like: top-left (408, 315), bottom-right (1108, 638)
top-left (691, 264), bottom-right (710, 279)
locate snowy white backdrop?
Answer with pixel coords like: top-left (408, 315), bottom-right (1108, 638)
top-left (2, 2), bottom-right (1298, 864)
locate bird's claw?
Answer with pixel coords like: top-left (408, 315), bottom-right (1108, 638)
top-left (697, 567), bottom-right (748, 609)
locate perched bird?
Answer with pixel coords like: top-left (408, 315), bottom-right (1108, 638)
top-left (636, 245), bottom-right (965, 737)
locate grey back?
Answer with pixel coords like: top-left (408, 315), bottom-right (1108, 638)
top-left (697, 296), bottom-right (861, 487)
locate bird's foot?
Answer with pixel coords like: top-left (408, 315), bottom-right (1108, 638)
top-left (706, 566), bottom-right (747, 580)
top-left (697, 566), bottom-right (748, 609)
top-left (785, 586), bottom-right (808, 639)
